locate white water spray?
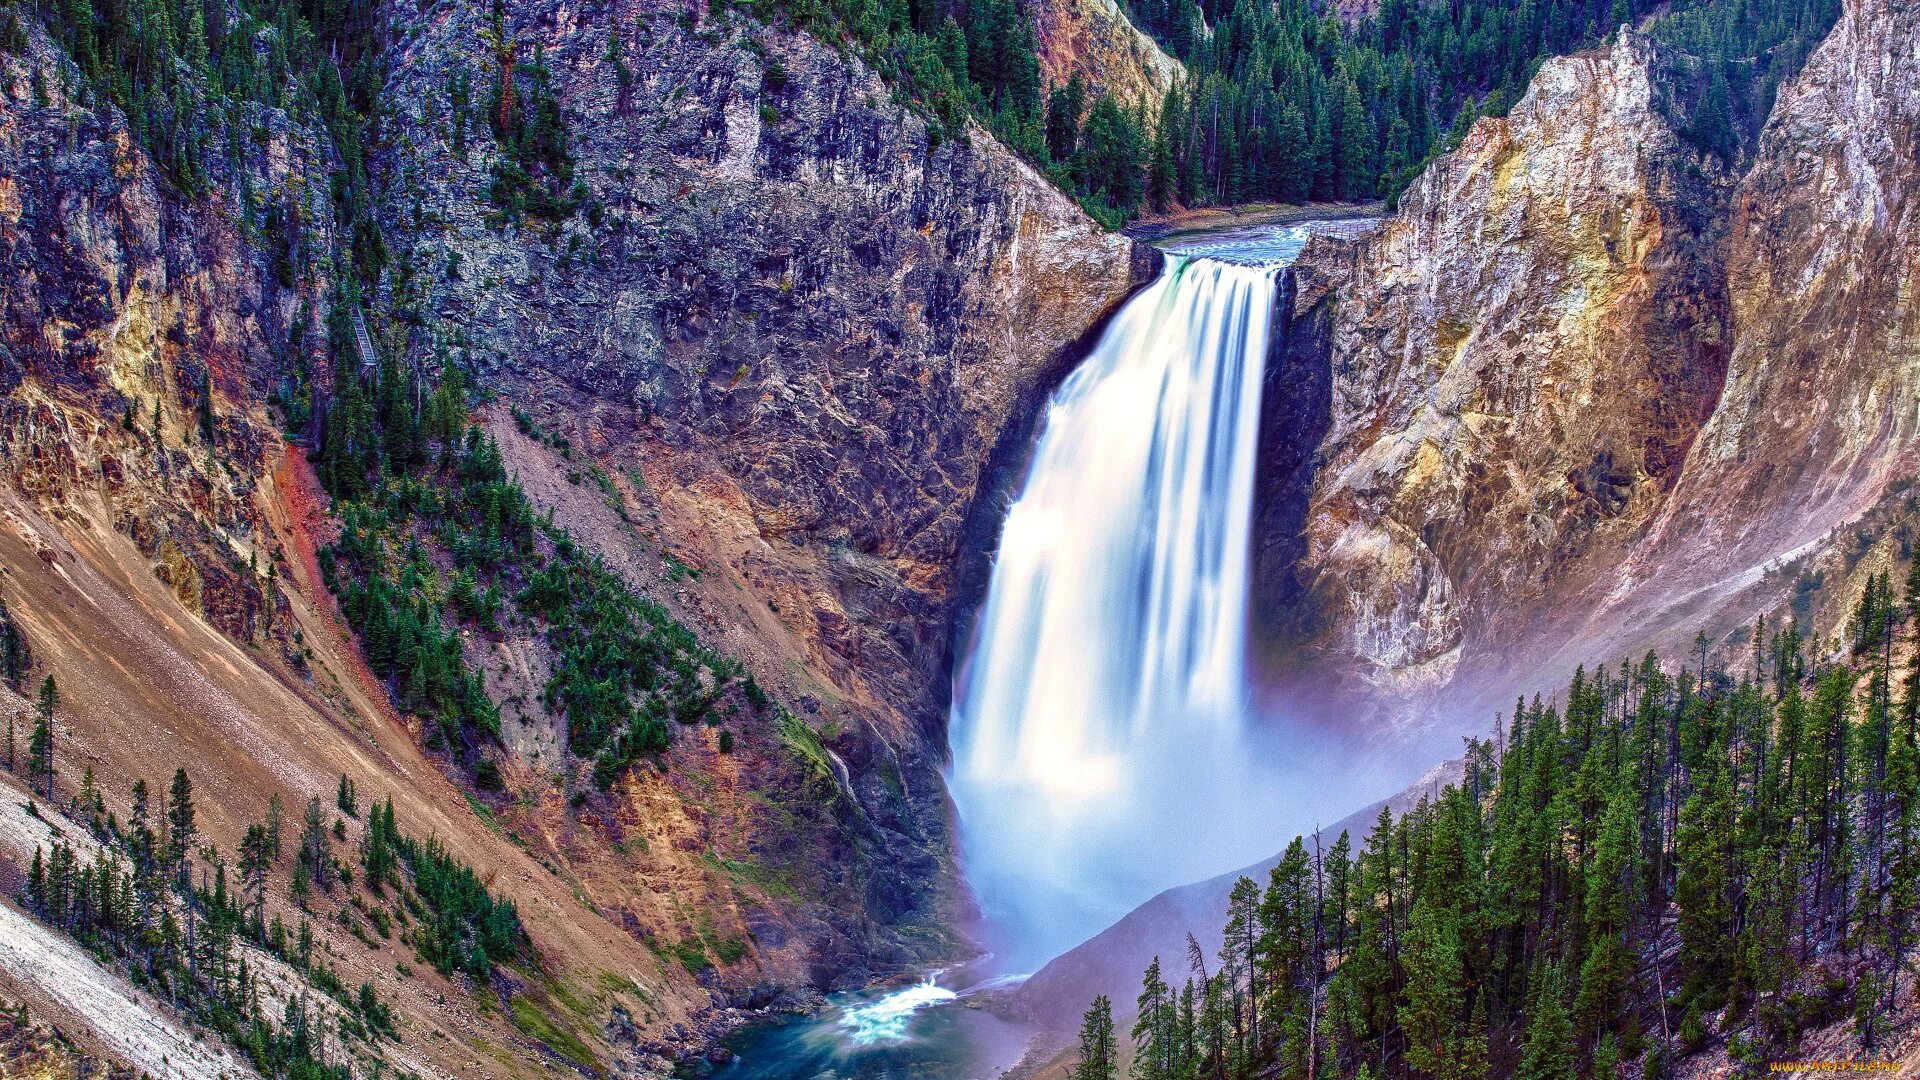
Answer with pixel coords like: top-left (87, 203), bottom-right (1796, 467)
top-left (835, 978), bottom-right (959, 1047)
top-left (949, 234), bottom-right (1315, 968)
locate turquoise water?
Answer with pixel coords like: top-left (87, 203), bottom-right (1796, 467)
top-left (691, 977), bottom-right (1039, 1080)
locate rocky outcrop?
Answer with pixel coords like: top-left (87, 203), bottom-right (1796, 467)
top-left (1602, 0), bottom-right (1920, 627)
top-left (0, 18), bottom-right (325, 651)
top-left (1256, 0), bottom-right (1919, 740)
top-left (1029, 0), bottom-right (1181, 109)
top-left (1254, 33), bottom-right (1731, 722)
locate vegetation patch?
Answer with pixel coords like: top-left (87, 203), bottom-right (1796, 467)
top-left (508, 993), bottom-right (599, 1071)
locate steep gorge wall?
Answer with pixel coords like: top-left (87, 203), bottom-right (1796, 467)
top-left (0, 15), bottom-right (331, 653)
top-left (0, 0), bottom-right (1152, 1071)
top-left (1257, 0), bottom-right (1920, 743)
top-left (1255, 32), bottom-right (1731, 726)
top-left (367, 0), bottom-right (1151, 905)
top-left (1597, 0), bottom-right (1920, 638)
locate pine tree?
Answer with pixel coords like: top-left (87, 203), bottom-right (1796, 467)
top-left (1220, 875), bottom-right (1261, 1063)
top-left (1576, 775), bottom-right (1638, 1034)
top-left (166, 768), bottom-right (197, 889)
top-left (0, 595), bottom-right (31, 690)
top-left (1398, 899), bottom-right (1467, 1079)
top-left (28, 676), bottom-right (56, 800)
top-left (300, 794), bottom-right (332, 892)
top-left (1133, 958), bottom-right (1177, 1080)
top-left (1516, 964), bottom-right (1578, 1080)
top-left (1074, 995), bottom-right (1117, 1080)
top-left (1675, 752), bottom-right (1734, 1005)
top-left (1046, 74), bottom-right (1086, 164)
top-left (239, 822), bottom-right (271, 937)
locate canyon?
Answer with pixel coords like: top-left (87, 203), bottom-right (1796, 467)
top-left (1, 0), bottom-right (1918, 1072)
top-left (1256, 0), bottom-right (1919, 758)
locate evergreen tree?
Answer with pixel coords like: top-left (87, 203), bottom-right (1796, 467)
top-left (299, 794), bottom-right (332, 892)
top-left (1516, 964), bottom-right (1577, 1080)
top-left (28, 676), bottom-right (56, 800)
top-left (1398, 899), bottom-right (1468, 1079)
top-left (1073, 994), bottom-right (1117, 1080)
top-left (0, 595), bottom-right (31, 690)
top-left (1133, 957), bottom-right (1178, 1080)
top-left (1046, 74), bottom-right (1086, 163)
top-left (166, 768), bottom-right (197, 889)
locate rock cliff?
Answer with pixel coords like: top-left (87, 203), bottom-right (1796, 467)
top-left (0, 13), bottom-right (330, 653)
top-left (1596, 0), bottom-right (1920, 649)
top-left (1028, 0), bottom-right (1181, 109)
top-left (0, 0), bottom-right (1151, 1072)
top-left (1253, 0), bottom-right (1919, 749)
top-left (1255, 32), bottom-right (1732, 728)
top-left (365, 0), bottom-right (1152, 980)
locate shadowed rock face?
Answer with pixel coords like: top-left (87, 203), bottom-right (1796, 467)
top-left (1249, 272), bottom-right (1333, 655)
top-left (369, 0), bottom-right (1153, 980)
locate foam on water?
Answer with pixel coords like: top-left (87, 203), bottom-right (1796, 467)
top-left (834, 979), bottom-right (960, 1047)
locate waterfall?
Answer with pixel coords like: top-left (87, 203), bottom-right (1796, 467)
top-left (950, 240), bottom-right (1302, 968)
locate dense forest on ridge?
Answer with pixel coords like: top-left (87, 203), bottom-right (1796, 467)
top-left (14, 0), bottom-right (1844, 233)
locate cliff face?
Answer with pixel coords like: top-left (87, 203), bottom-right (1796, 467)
top-left (1260, 0), bottom-right (1920, 738)
top-left (1258, 33), bottom-right (1730, 718)
top-left (1028, 0), bottom-right (1181, 109)
top-left (374, 0), bottom-right (1143, 738)
top-left (0, 18), bottom-right (702, 1079)
top-left (361, 0), bottom-right (1150, 989)
top-left (0, 0), bottom-right (1148, 1072)
top-left (0, 16), bottom-right (329, 652)
top-left (1610, 0), bottom-right (1920, 614)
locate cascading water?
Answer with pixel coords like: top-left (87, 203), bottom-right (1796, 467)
top-left (949, 227), bottom-right (1327, 969)
top-left (716, 224), bottom-right (1372, 1078)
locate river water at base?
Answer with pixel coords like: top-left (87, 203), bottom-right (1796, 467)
top-left (682, 976), bottom-right (1040, 1080)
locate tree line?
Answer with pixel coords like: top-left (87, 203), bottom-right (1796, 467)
top-left (1078, 569), bottom-right (1920, 1079)
top-left (14, 0), bottom-right (1845, 250)
top-left (728, 0), bottom-right (1838, 224)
